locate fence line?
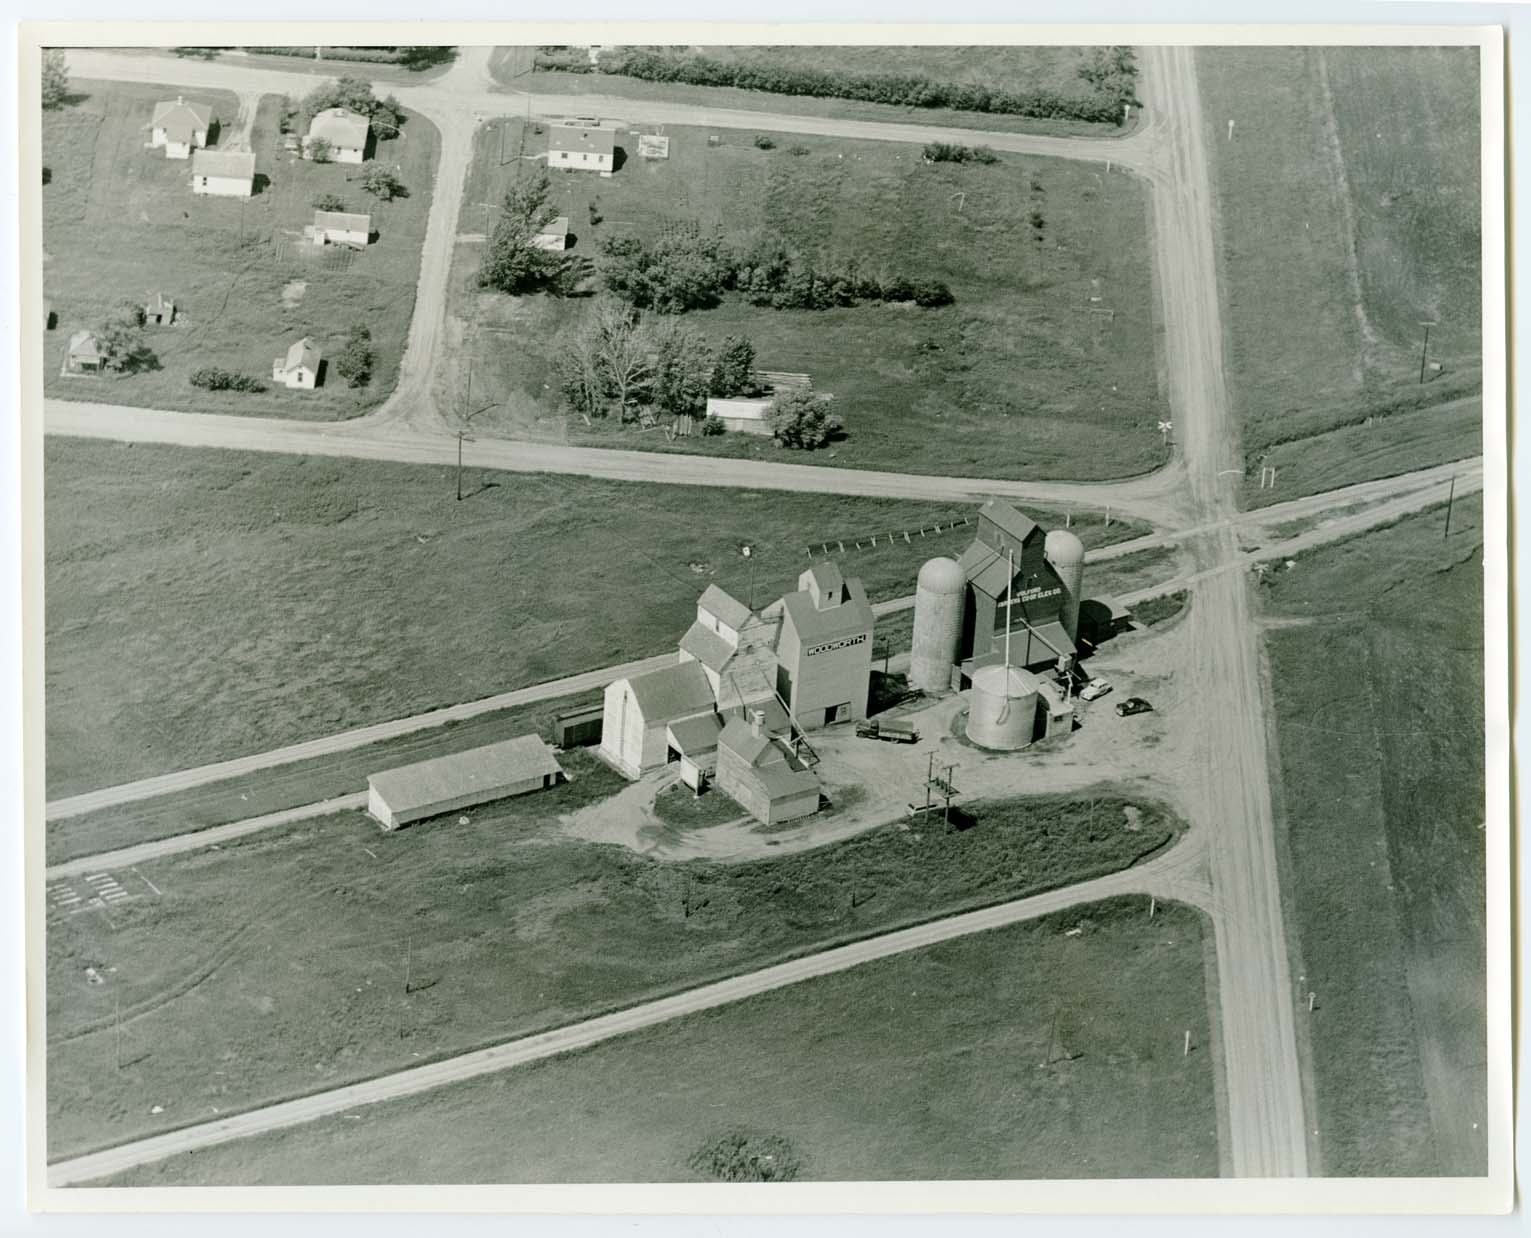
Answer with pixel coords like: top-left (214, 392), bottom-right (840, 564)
top-left (805, 514), bottom-right (973, 559)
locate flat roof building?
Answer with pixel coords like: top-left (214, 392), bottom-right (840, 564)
top-left (366, 734), bottom-right (566, 830)
top-left (310, 209), bottom-right (372, 248)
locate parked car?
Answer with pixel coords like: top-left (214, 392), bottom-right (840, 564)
top-left (856, 718), bottom-right (920, 744)
top-left (1078, 678), bottom-right (1112, 702)
top-left (1116, 697), bottom-right (1154, 717)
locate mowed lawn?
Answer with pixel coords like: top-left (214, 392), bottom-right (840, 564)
top-left (501, 44), bottom-right (1131, 138)
top-left (451, 120), bottom-right (1167, 481)
top-left (104, 897), bottom-right (1217, 1185)
top-left (1260, 496), bottom-right (1486, 1175)
top-left (42, 80), bottom-right (438, 420)
top-left (1198, 47), bottom-right (1482, 492)
top-left (43, 439), bottom-right (1143, 795)
top-left (48, 789), bottom-right (1181, 1157)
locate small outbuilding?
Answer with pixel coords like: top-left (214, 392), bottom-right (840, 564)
top-left (305, 107), bottom-right (370, 163)
top-left (144, 292), bottom-right (176, 326)
top-left (366, 734), bottom-right (566, 831)
top-left (151, 96), bottom-right (213, 159)
top-left (308, 209), bottom-right (372, 249)
top-left (65, 330), bottom-right (103, 374)
top-left (191, 149), bottom-right (256, 197)
top-left (529, 216), bottom-right (570, 251)
top-left (548, 121), bottom-right (616, 175)
top-left (705, 396), bottom-right (774, 435)
top-left (272, 337), bottom-right (321, 389)
top-left (599, 659), bottom-right (717, 779)
top-left (714, 711), bottom-right (821, 826)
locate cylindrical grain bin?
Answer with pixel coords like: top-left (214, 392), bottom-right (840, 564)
top-left (965, 664), bottom-right (1041, 750)
top-left (1044, 528), bottom-right (1086, 644)
top-left (910, 556), bottom-right (966, 693)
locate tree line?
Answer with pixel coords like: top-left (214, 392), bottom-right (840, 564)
top-left (534, 46), bottom-right (1140, 125)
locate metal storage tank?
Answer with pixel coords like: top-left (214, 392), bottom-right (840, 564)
top-left (965, 664), bottom-right (1041, 750)
top-left (910, 556), bottom-right (966, 693)
top-left (1044, 528), bottom-right (1086, 643)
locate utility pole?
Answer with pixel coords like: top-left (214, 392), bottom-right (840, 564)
top-left (1443, 474), bottom-right (1456, 540)
top-left (404, 934), bottom-right (413, 995)
top-left (741, 544), bottom-right (756, 611)
top-left (1041, 1005), bottom-right (1062, 1067)
top-left (1418, 321), bottom-right (1435, 384)
top-left (114, 998), bottom-right (122, 1071)
top-left (455, 360), bottom-right (498, 501)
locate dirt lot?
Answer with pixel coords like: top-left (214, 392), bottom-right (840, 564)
top-left (447, 118), bottom-right (1167, 481)
top-left (42, 79), bottom-right (438, 419)
top-left (105, 897), bottom-right (1218, 1184)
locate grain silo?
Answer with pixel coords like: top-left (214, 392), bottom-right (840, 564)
top-left (910, 556), bottom-right (966, 693)
top-left (1044, 528), bottom-right (1086, 644)
top-left (965, 664), bottom-right (1042, 750)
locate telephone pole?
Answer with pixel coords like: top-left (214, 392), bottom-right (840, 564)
top-left (1443, 474), bottom-right (1456, 540)
top-left (1418, 321), bottom-right (1435, 384)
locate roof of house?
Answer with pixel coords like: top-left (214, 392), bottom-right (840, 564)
top-left (67, 330), bottom-right (100, 359)
top-left (625, 660), bottom-right (716, 725)
top-left (152, 96), bottom-right (213, 141)
top-left (308, 106), bottom-right (371, 149)
top-left (367, 734), bottom-right (563, 814)
top-left (780, 575), bottom-right (874, 647)
top-left (754, 762), bottom-right (821, 800)
top-left (665, 712), bottom-right (722, 756)
top-left (697, 584), bottom-right (752, 632)
top-left (280, 337), bottom-right (321, 372)
top-left (191, 149), bottom-right (255, 179)
top-left (679, 620), bottom-right (736, 674)
top-left (313, 209), bottom-right (372, 234)
top-left (539, 215), bottom-right (570, 237)
top-left (705, 397), bottom-right (772, 421)
top-left (549, 122), bottom-right (616, 157)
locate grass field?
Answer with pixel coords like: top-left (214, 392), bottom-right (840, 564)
top-left (492, 45), bottom-right (1131, 139)
top-left (449, 118), bottom-right (1167, 480)
top-left (104, 896), bottom-right (1217, 1184)
top-left (1198, 47), bottom-right (1482, 490)
top-left (42, 80), bottom-right (438, 420)
top-left (1259, 496), bottom-right (1486, 1175)
top-left (48, 789), bottom-right (1181, 1156)
top-left (44, 440), bottom-right (1146, 795)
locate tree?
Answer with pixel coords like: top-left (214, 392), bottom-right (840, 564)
top-left (649, 320), bottom-right (714, 417)
top-left (477, 172), bottom-right (567, 295)
top-left (358, 161), bottom-right (406, 201)
top-left (311, 192), bottom-right (346, 211)
top-left (396, 47), bottom-right (456, 71)
top-left (557, 298), bottom-right (653, 420)
top-left (41, 50), bottom-right (69, 110)
top-left (95, 303), bottom-right (157, 374)
top-left (598, 223), bottom-right (728, 313)
top-left (301, 75), bottom-right (404, 137)
top-left (768, 389), bottom-right (841, 449)
top-left (307, 137), bottom-right (333, 163)
top-left (334, 324), bottom-right (375, 387)
top-left (709, 335), bottom-right (757, 397)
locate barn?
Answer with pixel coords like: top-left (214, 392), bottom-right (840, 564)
top-left (599, 660), bottom-right (716, 779)
top-left (366, 734), bottom-right (566, 831)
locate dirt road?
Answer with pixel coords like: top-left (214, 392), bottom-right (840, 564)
top-left (47, 832), bottom-right (1206, 1188)
top-left (1137, 46), bottom-right (1307, 1176)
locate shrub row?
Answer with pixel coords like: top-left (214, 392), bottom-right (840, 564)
top-left (923, 141), bottom-right (999, 164)
top-left (244, 46), bottom-right (415, 64)
top-left (189, 367), bottom-right (266, 393)
top-left (567, 47), bottom-right (1136, 125)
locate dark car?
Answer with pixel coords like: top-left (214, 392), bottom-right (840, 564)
top-left (1115, 697), bottom-right (1154, 717)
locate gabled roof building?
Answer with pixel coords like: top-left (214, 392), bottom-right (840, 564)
top-left (151, 96), bottom-right (213, 158)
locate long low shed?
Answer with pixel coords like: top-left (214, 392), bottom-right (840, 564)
top-left (367, 734), bottom-right (565, 830)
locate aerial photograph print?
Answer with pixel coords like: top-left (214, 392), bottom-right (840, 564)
top-left (23, 24), bottom-right (1509, 1209)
